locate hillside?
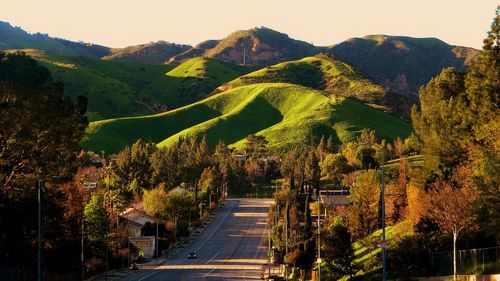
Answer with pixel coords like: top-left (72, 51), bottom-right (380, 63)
top-left (102, 41), bottom-right (191, 64)
top-left (6, 49), bottom-right (174, 120)
top-left (170, 27), bottom-right (321, 66)
top-left (82, 83), bottom-right (412, 153)
top-left (329, 35), bottom-right (479, 98)
top-left (218, 54), bottom-right (412, 115)
top-left (138, 57), bottom-right (253, 110)
top-left (167, 40), bottom-right (220, 64)
top-left (0, 21), bottom-right (110, 58)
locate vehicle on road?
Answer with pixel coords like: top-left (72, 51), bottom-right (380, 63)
top-left (187, 252), bottom-right (197, 259)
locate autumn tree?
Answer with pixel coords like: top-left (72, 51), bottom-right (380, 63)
top-left (429, 179), bottom-right (478, 280)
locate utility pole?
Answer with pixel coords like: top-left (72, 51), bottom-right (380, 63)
top-left (105, 170), bottom-right (110, 281)
top-left (381, 148), bottom-right (387, 281)
top-left (156, 221), bottom-right (159, 264)
top-left (285, 193), bottom-right (288, 281)
top-left (37, 180), bottom-right (42, 281)
top-left (318, 201), bottom-right (321, 281)
top-left (81, 216), bottom-right (84, 281)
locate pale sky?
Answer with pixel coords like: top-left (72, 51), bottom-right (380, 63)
top-left (2, 0), bottom-right (498, 49)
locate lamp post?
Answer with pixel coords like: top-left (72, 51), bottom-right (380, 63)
top-left (381, 148), bottom-right (387, 281)
top-left (317, 201), bottom-right (321, 281)
top-left (37, 180), bottom-right (42, 281)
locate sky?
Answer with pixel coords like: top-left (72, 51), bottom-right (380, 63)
top-left (2, 0), bottom-right (498, 49)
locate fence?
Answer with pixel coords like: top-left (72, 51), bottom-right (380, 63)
top-left (431, 246), bottom-right (500, 275)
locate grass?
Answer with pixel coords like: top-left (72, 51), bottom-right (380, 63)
top-left (82, 83), bottom-right (412, 154)
top-left (6, 49), bottom-right (173, 121)
top-left (139, 57), bottom-right (252, 109)
top-left (340, 220), bottom-right (414, 281)
top-left (220, 55), bottom-right (388, 106)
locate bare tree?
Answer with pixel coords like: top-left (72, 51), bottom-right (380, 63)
top-left (430, 177), bottom-right (478, 280)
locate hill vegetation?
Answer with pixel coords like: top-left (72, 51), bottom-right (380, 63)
top-left (102, 41), bottom-right (191, 64)
top-left (138, 57), bottom-right (253, 110)
top-left (5, 49), bottom-right (174, 120)
top-left (329, 35), bottom-right (479, 98)
top-left (0, 21), bottom-right (110, 58)
top-left (82, 83), bottom-right (412, 153)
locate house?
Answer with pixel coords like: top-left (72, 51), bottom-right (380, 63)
top-left (319, 185), bottom-right (350, 210)
top-left (120, 207), bottom-right (161, 258)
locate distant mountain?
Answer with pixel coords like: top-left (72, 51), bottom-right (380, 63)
top-left (169, 27), bottom-right (322, 66)
top-left (0, 21), bottom-right (110, 58)
top-left (167, 40), bottom-right (220, 64)
top-left (102, 41), bottom-right (191, 64)
top-left (329, 35), bottom-right (479, 98)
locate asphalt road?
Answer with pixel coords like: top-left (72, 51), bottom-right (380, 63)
top-left (119, 198), bottom-right (273, 281)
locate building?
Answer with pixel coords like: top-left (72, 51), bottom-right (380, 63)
top-left (120, 207), bottom-right (160, 258)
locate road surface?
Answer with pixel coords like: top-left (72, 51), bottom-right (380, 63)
top-left (119, 198), bottom-right (272, 281)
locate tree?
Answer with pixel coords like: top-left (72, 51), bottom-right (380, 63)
top-left (304, 150), bottom-right (320, 194)
top-left (429, 179), bottom-right (478, 280)
top-left (320, 153), bottom-right (351, 184)
top-left (143, 185), bottom-right (169, 217)
top-left (326, 135), bottom-right (335, 154)
top-left (323, 217), bottom-right (354, 279)
top-left (84, 193), bottom-right (109, 262)
top-left (0, 52), bottom-right (88, 272)
top-left (244, 134), bottom-right (268, 158)
top-left (345, 170), bottom-right (380, 239)
top-left (411, 67), bottom-right (467, 177)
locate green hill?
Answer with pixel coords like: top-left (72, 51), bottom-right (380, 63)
top-left (139, 57), bottom-right (253, 110)
top-left (0, 21), bottom-right (110, 58)
top-left (218, 54), bottom-right (412, 114)
top-left (6, 49), bottom-right (174, 120)
top-left (82, 83), bottom-right (412, 154)
top-left (329, 35), bottom-right (479, 98)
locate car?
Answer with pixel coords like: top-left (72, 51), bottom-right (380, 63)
top-left (187, 252), bottom-right (197, 259)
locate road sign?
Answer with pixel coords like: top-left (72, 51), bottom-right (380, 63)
top-left (268, 250), bottom-right (274, 257)
top-left (138, 250), bottom-right (144, 258)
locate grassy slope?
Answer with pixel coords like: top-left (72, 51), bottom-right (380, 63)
top-left (6, 49), bottom-right (174, 121)
top-left (221, 55), bottom-right (387, 104)
top-left (82, 83), bottom-right (411, 154)
top-left (140, 57), bottom-right (252, 109)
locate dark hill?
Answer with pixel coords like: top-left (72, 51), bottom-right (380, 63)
top-left (329, 35), bottom-right (479, 98)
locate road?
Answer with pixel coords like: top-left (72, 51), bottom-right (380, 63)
top-left (119, 198), bottom-right (272, 281)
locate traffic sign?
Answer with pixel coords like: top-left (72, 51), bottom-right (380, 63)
top-left (138, 250), bottom-right (144, 258)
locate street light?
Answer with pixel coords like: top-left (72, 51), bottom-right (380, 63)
top-left (381, 148), bottom-right (387, 281)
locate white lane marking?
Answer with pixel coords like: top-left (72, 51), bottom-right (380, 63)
top-left (205, 251), bottom-right (220, 264)
top-left (194, 201), bottom-right (237, 252)
top-left (203, 268), bottom-right (217, 278)
top-left (137, 270), bottom-right (160, 281)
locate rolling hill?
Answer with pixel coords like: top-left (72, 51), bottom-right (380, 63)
top-left (329, 35), bottom-right (479, 98)
top-left (102, 41), bottom-right (191, 64)
top-left (0, 21), bottom-right (110, 58)
top-left (5, 49), bottom-right (174, 120)
top-left (138, 57), bottom-right (254, 110)
top-left (81, 83), bottom-right (412, 154)
top-left (217, 54), bottom-right (412, 115)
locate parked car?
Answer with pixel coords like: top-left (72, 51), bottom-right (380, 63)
top-left (187, 252), bottom-right (197, 259)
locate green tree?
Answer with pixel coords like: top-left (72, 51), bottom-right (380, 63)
top-left (323, 217), bottom-right (354, 279)
top-left (84, 193), bottom-right (109, 260)
top-left (143, 185), bottom-right (169, 217)
top-left (320, 153), bottom-right (351, 184)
